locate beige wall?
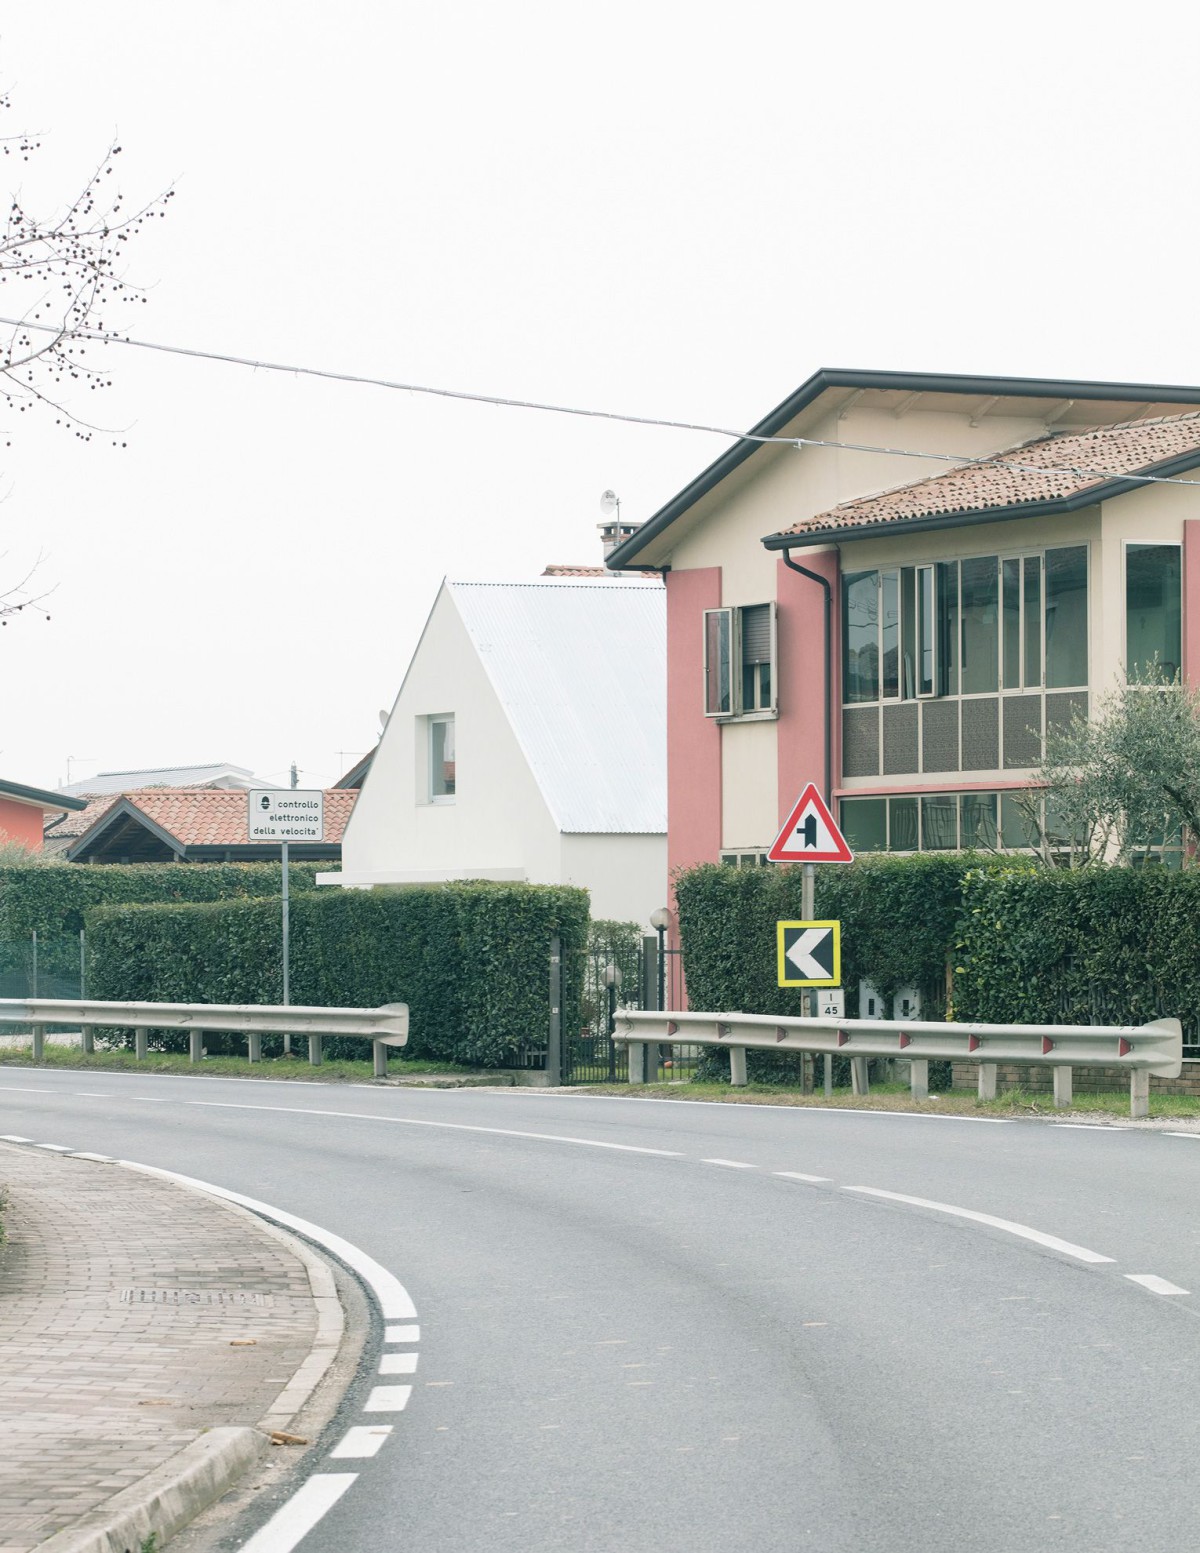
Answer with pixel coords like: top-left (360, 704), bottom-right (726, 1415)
top-left (1097, 480), bottom-right (1195, 690)
top-left (559, 833), bottom-right (667, 928)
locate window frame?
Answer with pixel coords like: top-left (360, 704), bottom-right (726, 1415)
top-left (427, 713), bottom-right (456, 804)
top-left (704, 602), bottom-right (778, 720)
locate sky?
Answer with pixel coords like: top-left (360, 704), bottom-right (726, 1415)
top-left (3, 2), bottom-right (1200, 793)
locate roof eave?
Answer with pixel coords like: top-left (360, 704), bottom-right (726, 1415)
top-left (0, 778), bottom-right (89, 813)
top-left (607, 367), bottom-right (1200, 568)
top-left (762, 445), bottom-right (1200, 552)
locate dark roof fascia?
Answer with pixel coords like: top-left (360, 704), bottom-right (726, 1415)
top-left (335, 750), bottom-right (375, 788)
top-left (66, 798), bottom-right (186, 862)
top-left (606, 366), bottom-right (1200, 569)
top-left (0, 778), bottom-right (89, 812)
top-left (762, 444), bottom-right (1200, 552)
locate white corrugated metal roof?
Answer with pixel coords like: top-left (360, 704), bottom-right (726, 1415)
top-left (448, 579), bottom-right (665, 834)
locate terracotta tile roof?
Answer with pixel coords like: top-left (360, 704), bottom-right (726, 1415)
top-left (60, 788), bottom-right (356, 853)
top-left (779, 414), bottom-right (1200, 538)
top-left (541, 564), bottom-right (662, 579)
top-left (42, 793), bottom-right (121, 849)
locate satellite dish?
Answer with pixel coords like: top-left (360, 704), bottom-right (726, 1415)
top-left (378, 709), bottom-right (390, 731)
top-left (599, 489), bottom-right (620, 516)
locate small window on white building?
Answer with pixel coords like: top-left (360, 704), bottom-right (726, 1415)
top-left (429, 715), bottom-right (456, 802)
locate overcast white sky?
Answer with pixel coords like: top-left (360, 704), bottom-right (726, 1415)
top-left (3, 2), bottom-right (1199, 793)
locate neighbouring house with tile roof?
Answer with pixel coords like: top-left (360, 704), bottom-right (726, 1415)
top-left (49, 787), bottom-right (355, 863)
top-left (605, 368), bottom-right (1200, 927)
top-left (0, 778), bottom-right (88, 853)
top-left (322, 576), bottom-right (666, 927)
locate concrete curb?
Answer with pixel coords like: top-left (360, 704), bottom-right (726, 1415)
top-left (33, 1427), bottom-right (268, 1553)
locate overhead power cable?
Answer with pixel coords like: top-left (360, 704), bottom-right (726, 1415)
top-left (4, 311), bottom-right (1200, 491)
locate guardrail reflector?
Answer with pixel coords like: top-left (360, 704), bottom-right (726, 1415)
top-left (837, 1030), bottom-right (849, 1047)
top-left (898, 1033), bottom-right (910, 1049)
top-left (717, 1023), bottom-right (731, 1039)
top-left (1118, 1037), bottom-right (1132, 1057)
top-left (667, 1021), bottom-right (678, 1036)
top-left (1042, 1037), bottom-right (1054, 1054)
top-left (968, 1035), bottom-right (980, 1052)
top-left (776, 1027), bottom-right (787, 1043)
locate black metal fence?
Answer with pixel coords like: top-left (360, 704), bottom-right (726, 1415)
top-left (564, 934), bottom-right (697, 1084)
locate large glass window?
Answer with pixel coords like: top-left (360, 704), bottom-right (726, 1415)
top-left (843, 573), bottom-right (879, 704)
top-left (960, 555), bottom-right (999, 694)
top-left (1126, 543), bottom-right (1181, 682)
top-left (1045, 546), bottom-right (1088, 689)
top-left (840, 789), bottom-right (1039, 854)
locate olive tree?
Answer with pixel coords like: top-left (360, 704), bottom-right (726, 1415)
top-left (1024, 664), bottom-right (1200, 867)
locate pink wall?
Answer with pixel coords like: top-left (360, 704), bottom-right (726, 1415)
top-left (666, 567), bottom-right (722, 892)
top-left (1185, 521), bottom-right (1200, 689)
top-left (776, 549), bottom-right (840, 821)
top-left (0, 798), bottom-right (45, 851)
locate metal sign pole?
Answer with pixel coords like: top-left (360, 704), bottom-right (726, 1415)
top-left (281, 840), bottom-right (291, 1055)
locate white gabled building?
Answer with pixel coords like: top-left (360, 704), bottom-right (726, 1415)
top-left (320, 576), bottom-right (666, 927)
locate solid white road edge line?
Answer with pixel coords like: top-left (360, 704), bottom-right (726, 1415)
top-left (1165, 1132), bottom-right (1200, 1140)
top-left (181, 1099), bottom-right (686, 1157)
top-left (843, 1186), bottom-right (1116, 1264)
top-left (1125, 1273), bottom-right (1190, 1296)
top-left (118, 1161), bottom-right (419, 1320)
top-left (775, 1171), bottom-right (831, 1183)
top-left (235, 1472), bottom-right (358, 1553)
top-left (329, 1426), bottom-right (393, 1460)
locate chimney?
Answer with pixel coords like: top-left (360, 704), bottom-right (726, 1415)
top-left (598, 519), bottom-right (637, 559)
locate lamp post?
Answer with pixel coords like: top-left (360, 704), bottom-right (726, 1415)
top-left (603, 962), bottom-right (622, 1081)
top-left (649, 907), bottom-right (669, 1012)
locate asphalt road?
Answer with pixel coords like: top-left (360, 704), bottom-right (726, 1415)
top-left (3, 1071), bottom-right (1200, 1552)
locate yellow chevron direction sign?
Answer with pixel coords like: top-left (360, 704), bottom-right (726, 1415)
top-left (777, 920), bottom-right (841, 988)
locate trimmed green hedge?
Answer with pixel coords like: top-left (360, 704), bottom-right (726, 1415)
top-left (0, 862), bottom-right (322, 940)
top-left (675, 855), bottom-right (986, 1083)
top-left (677, 855), bottom-right (978, 1016)
top-left (954, 865), bottom-right (1200, 1038)
top-left (85, 882), bottom-right (589, 1067)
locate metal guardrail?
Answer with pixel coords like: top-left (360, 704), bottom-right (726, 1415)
top-left (614, 1009), bottom-right (1183, 1118)
top-left (0, 998), bottom-right (409, 1074)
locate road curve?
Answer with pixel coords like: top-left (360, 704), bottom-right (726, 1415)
top-left (2, 1072), bottom-right (1199, 1552)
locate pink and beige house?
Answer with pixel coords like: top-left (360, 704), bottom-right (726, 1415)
top-left (606, 368), bottom-right (1200, 924)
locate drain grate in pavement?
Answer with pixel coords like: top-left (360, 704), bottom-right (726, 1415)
top-left (119, 1288), bottom-right (274, 1305)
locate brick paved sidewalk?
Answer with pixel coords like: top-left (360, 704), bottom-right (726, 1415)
top-left (0, 1143), bottom-right (324, 1552)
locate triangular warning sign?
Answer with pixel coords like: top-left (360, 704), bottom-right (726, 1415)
top-left (768, 783), bottom-right (854, 864)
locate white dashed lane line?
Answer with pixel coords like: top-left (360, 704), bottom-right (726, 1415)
top-left (235, 1473), bottom-right (358, 1553)
top-left (329, 1426), bottom-right (393, 1460)
top-left (379, 1353), bottom-right (418, 1375)
top-left (1126, 1273), bottom-right (1190, 1296)
top-left (702, 1157), bottom-right (756, 1169)
top-left (364, 1385), bottom-right (413, 1413)
top-left (775, 1171), bottom-right (832, 1183)
top-left (385, 1324), bottom-right (420, 1342)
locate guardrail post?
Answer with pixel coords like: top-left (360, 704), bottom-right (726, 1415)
top-left (628, 1040), bottom-right (646, 1084)
top-left (729, 1046), bottom-right (748, 1086)
top-left (247, 1031), bottom-right (261, 1063)
top-left (31, 1022), bottom-right (44, 1061)
top-left (373, 1038), bottom-right (387, 1079)
top-left (135, 1030), bottom-right (147, 1061)
top-left (909, 1058), bottom-right (929, 1100)
top-left (1053, 1066), bottom-right (1073, 1108)
top-left (823, 1054), bottom-right (832, 1097)
top-left (308, 1033), bottom-right (323, 1066)
top-left (978, 1063), bottom-right (998, 1101)
top-left (189, 1030), bottom-right (203, 1063)
top-left (1131, 1069), bottom-right (1150, 1119)
top-left (851, 1056), bottom-right (869, 1096)
top-left (81, 1023), bottom-right (95, 1056)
